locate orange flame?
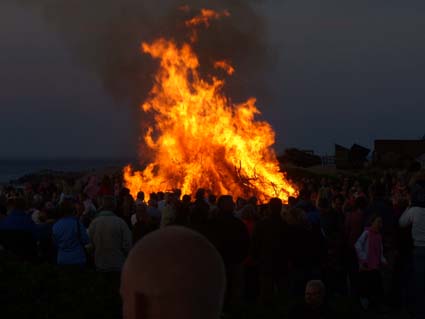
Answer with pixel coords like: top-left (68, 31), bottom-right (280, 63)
top-left (185, 9), bottom-right (230, 42)
top-left (214, 60), bottom-right (235, 75)
top-left (124, 9), bottom-right (298, 203)
top-left (185, 9), bottom-right (230, 27)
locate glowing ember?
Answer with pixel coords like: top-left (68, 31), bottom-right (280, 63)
top-left (185, 9), bottom-right (230, 28)
top-left (124, 9), bottom-right (298, 203)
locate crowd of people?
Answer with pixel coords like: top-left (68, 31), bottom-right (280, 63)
top-left (0, 169), bottom-right (425, 318)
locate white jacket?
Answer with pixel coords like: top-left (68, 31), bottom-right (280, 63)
top-left (399, 206), bottom-right (425, 247)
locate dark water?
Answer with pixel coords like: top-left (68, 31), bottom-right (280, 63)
top-left (0, 158), bottom-right (135, 183)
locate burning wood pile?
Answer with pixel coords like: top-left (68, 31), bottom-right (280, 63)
top-left (124, 8), bottom-right (297, 203)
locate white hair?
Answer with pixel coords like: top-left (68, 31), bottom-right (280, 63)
top-left (306, 280), bottom-right (326, 294)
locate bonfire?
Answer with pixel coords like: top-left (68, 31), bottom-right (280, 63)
top-left (124, 8), bottom-right (298, 203)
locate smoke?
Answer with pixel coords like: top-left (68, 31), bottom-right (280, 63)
top-left (13, 0), bottom-right (273, 106)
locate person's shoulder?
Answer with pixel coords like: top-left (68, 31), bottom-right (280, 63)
top-left (53, 217), bottom-right (67, 224)
top-left (231, 214), bottom-right (246, 226)
top-left (361, 228), bottom-right (369, 236)
top-left (288, 302), bottom-right (307, 318)
top-left (52, 218), bottom-right (65, 230)
top-left (115, 216), bottom-right (130, 227)
top-left (407, 206), bottom-right (425, 215)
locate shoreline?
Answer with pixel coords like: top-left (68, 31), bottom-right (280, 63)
top-left (0, 157), bottom-right (138, 186)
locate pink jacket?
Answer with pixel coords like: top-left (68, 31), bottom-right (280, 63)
top-left (355, 227), bottom-right (387, 270)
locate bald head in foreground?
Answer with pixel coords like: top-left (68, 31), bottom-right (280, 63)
top-left (121, 226), bottom-right (226, 319)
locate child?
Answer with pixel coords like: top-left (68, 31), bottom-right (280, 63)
top-left (355, 215), bottom-right (387, 310)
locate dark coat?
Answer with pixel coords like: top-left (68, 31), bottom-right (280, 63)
top-left (252, 214), bottom-right (288, 274)
top-left (204, 213), bottom-right (250, 266)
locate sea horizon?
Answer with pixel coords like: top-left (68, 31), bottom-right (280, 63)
top-left (0, 157), bottom-right (138, 184)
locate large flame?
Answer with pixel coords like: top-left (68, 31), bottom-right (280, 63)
top-left (124, 9), bottom-right (298, 203)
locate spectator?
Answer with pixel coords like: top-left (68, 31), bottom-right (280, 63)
top-left (52, 198), bottom-right (89, 267)
top-left (206, 195), bottom-right (250, 306)
top-left (98, 175), bottom-right (113, 197)
top-left (79, 193), bottom-right (97, 228)
top-left (208, 194), bottom-right (219, 219)
top-left (160, 193), bottom-right (177, 228)
top-left (345, 196), bottom-right (368, 295)
top-left (121, 226), bottom-right (226, 319)
top-left (146, 194), bottom-right (161, 227)
top-left (319, 197), bottom-right (346, 295)
top-left (132, 204), bottom-right (155, 244)
top-left (289, 280), bottom-right (335, 319)
top-left (118, 188), bottom-right (135, 226)
top-left (284, 207), bottom-right (315, 296)
top-left (355, 215), bottom-right (387, 310)
top-left (135, 191), bottom-right (145, 207)
top-left (252, 198), bottom-right (288, 304)
top-left (0, 197), bottom-right (36, 234)
top-left (368, 182), bottom-right (394, 249)
top-left (399, 194), bottom-right (425, 318)
top-left (409, 171), bottom-right (425, 208)
top-left (0, 196), bottom-right (37, 260)
top-left (88, 196), bottom-right (132, 272)
top-left (84, 175), bottom-right (99, 200)
top-left (175, 194), bottom-right (191, 226)
top-left (189, 188), bottom-right (209, 226)
top-left (240, 202), bottom-right (258, 302)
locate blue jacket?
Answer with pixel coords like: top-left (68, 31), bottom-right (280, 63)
top-left (306, 209), bottom-right (321, 226)
top-left (0, 209), bottom-right (36, 234)
top-left (52, 216), bottom-right (89, 265)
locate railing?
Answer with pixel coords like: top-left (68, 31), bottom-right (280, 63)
top-left (321, 156), bottom-right (336, 167)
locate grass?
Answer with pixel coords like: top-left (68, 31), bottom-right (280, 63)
top-left (1, 252), bottom-right (397, 319)
top-left (0, 253), bottom-right (121, 319)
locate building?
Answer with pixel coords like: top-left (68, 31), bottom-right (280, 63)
top-left (416, 153), bottom-right (425, 169)
top-left (279, 148), bottom-right (322, 167)
top-left (334, 143), bottom-right (370, 169)
top-left (374, 139), bottom-right (425, 168)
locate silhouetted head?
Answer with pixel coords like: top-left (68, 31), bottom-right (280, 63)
top-left (195, 189), bottom-right (206, 201)
top-left (101, 175), bottom-right (112, 186)
top-left (174, 189), bottom-right (182, 200)
top-left (236, 197), bottom-right (247, 210)
top-left (368, 214), bottom-right (383, 232)
top-left (182, 194), bottom-right (191, 205)
top-left (6, 196), bottom-right (27, 211)
top-left (288, 196), bottom-right (297, 207)
top-left (217, 195), bottom-right (234, 215)
top-left (208, 194), bottom-right (217, 205)
top-left (100, 195), bottom-right (116, 212)
top-left (268, 197), bottom-right (282, 217)
top-left (135, 204), bottom-right (149, 224)
top-left (157, 192), bottom-right (165, 201)
top-left (59, 199), bottom-right (76, 217)
top-left (332, 194), bottom-right (344, 212)
top-left (121, 226), bottom-right (226, 319)
top-left (248, 196), bottom-right (258, 206)
top-left (137, 191), bottom-right (145, 201)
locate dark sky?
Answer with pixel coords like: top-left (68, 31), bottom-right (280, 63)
top-left (1, 1), bottom-right (424, 158)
